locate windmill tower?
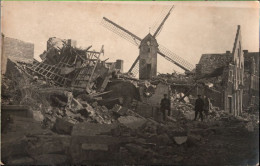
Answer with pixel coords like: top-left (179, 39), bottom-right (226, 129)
top-left (101, 5), bottom-right (194, 79)
top-left (139, 33), bottom-right (158, 79)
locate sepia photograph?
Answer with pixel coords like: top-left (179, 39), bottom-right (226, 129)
top-left (1, 1), bottom-right (259, 165)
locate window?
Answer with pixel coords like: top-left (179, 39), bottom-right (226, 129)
top-left (229, 70), bottom-right (233, 82)
top-left (251, 75), bottom-right (254, 89)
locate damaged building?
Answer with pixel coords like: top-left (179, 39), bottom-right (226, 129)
top-left (195, 25), bottom-right (258, 116)
top-left (243, 50), bottom-right (259, 109)
top-left (1, 23), bottom-right (259, 166)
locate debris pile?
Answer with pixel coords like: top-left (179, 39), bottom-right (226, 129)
top-left (2, 37), bottom-right (259, 165)
top-left (152, 73), bottom-right (195, 84)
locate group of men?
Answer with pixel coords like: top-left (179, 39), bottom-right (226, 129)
top-left (160, 94), bottom-right (210, 121)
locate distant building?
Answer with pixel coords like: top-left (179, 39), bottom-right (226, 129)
top-left (115, 59), bottom-right (124, 73)
top-left (243, 50), bottom-right (259, 108)
top-left (196, 25), bottom-right (244, 116)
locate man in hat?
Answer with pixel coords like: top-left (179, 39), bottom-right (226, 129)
top-left (160, 94), bottom-right (171, 121)
top-left (194, 94), bottom-right (204, 121)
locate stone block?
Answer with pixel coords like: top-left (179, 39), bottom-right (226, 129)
top-left (7, 157), bottom-right (34, 165)
top-left (174, 136), bottom-right (188, 145)
top-left (72, 122), bottom-right (117, 136)
top-left (82, 143), bottom-right (108, 151)
top-left (118, 116), bottom-right (146, 130)
top-left (34, 154), bottom-right (67, 165)
top-left (53, 118), bottom-right (74, 135)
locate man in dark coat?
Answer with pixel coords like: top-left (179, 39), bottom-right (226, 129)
top-left (194, 94), bottom-right (204, 121)
top-left (160, 94), bottom-right (171, 121)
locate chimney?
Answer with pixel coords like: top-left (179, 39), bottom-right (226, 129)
top-left (243, 50), bottom-right (248, 54)
top-left (226, 51), bottom-right (231, 54)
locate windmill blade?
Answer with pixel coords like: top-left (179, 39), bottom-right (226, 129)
top-left (128, 56), bottom-right (140, 73)
top-left (158, 44), bottom-right (194, 72)
top-left (101, 17), bottom-right (142, 46)
top-left (131, 61), bottom-right (139, 77)
top-left (150, 6), bottom-right (172, 35)
top-left (152, 5), bottom-right (174, 38)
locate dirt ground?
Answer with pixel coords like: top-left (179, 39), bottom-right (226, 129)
top-left (2, 111), bottom-right (259, 165)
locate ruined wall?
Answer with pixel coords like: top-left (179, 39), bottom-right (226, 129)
top-left (243, 51), bottom-right (259, 107)
top-left (47, 37), bottom-right (77, 50)
top-left (2, 36), bottom-right (34, 75)
top-left (222, 64), bottom-right (234, 113)
top-left (135, 82), bottom-right (170, 119)
top-left (145, 83), bottom-right (170, 107)
top-left (226, 25), bottom-right (244, 116)
top-left (3, 37), bottom-right (34, 63)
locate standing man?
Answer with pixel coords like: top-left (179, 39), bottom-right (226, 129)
top-left (194, 94), bottom-right (204, 121)
top-left (160, 94), bottom-right (171, 121)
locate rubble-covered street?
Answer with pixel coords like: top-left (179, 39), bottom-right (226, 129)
top-left (1, 2), bottom-right (259, 165)
top-left (1, 39), bottom-right (259, 165)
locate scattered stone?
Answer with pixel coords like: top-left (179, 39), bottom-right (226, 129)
top-left (72, 122), bottom-right (118, 136)
top-left (148, 133), bottom-right (172, 146)
top-left (118, 116), bottom-right (147, 130)
top-left (8, 157), bottom-right (34, 165)
top-left (125, 143), bottom-right (148, 157)
top-left (81, 143), bottom-right (108, 151)
top-left (245, 122), bottom-right (254, 132)
top-left (34, 154), bottom-right (67, 165)
top-left (175, 155), bottom-right (184, 162)
top-left (174, 136), bottom-right (188, 145)
top-left (53, 118), bottom-right (74, 135)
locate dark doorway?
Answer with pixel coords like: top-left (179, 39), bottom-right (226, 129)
top-left (147, 64), bottom-right (151, 79)
top-left (228, 97), bottom-right (232, 113)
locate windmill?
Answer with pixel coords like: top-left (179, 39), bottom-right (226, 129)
top-left (101, 5), bottom-right (194, 79)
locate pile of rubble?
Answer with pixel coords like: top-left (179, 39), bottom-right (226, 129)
top-left (152, 73), bottom-right (195, 85)
top-left (2, 37), bottom-right (259, 165)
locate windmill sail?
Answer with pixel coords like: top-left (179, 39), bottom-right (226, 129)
top-left (150, 6), bottom-right (173, 36)
top-left (101, 16), bottom-right (194, 73)
top-left (101, 17), bottom-right (141, 46)
top-left (153, 5), bottom-right (174, 38)
top-left (158, 44), bottom-right (194, 71)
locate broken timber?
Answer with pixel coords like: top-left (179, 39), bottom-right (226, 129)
top-left (24, 44), bottom-right (105, 90)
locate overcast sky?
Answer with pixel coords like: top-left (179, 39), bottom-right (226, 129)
top-left (2, 1), bottom-right (259, 73)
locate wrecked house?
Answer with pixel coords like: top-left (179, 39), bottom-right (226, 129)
top-left (1, 33), bottom-right (259, 166)
top-left (195, 25), bottom-right (244, 116)
top-left (243, 50), bottom-right (259, 108)
top-left (22, 37), bottom-right (113, 93)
